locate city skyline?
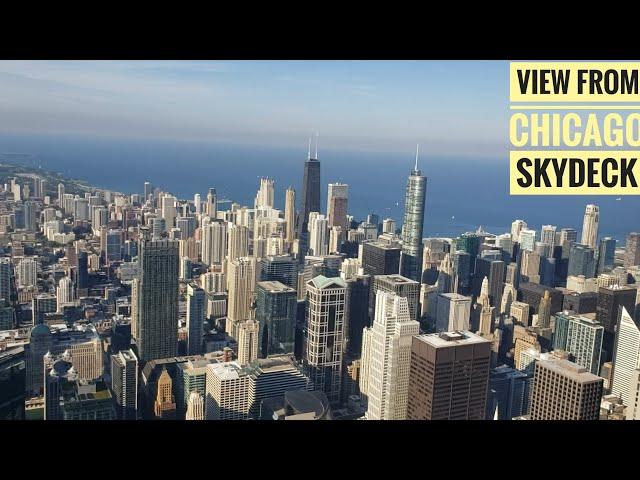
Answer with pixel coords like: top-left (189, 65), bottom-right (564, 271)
top-left (0, 60), bottom-right (639, 424)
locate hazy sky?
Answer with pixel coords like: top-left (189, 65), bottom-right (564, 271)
top-left (0, 60), bottom-right (508, 157)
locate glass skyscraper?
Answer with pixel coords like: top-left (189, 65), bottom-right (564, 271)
top-left (256, 281), bottom-right (297, 357)
top-left (400, 151), bottom-right (427, 282)
top-left (296, 149), bottom-right (321, 264)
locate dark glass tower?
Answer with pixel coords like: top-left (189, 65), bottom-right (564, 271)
top-left (134, 238), bottom-right (179, 364)
top-left (256, 281), bottom-right (297, 357)
top-left (296, 142), bottom-right (321, 264)
top-left (400, 147), bottom-right (427, 282)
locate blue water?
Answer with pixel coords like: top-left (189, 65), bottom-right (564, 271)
top-left (0, 132), bottom-right (638, 242)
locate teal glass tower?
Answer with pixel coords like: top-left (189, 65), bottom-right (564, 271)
top-left (400, 146), bottom-right (427, 282)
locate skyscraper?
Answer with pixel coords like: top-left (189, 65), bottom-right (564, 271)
top-left (255, 177), bottom-right (275, 209)
top-left (567, 243), bottom-right (596, 278)
top-left (519, 229), bottom-right (537, 252)
top-left (540, 225), bottom-right (557, 250)
top-left (327, 183), bottom-right (349, 233)
top-left (256, 281), bottom-right (297, 358)
top-left (511, 219), bottom-right (527, 243)
top-left (259, 255), bottom-right (298, 289)
top-left (596, 284), bottom-right (637, 361)
top-left (400, 146), bottom-right (427, 282)
top-left (132, 238), bottom-right (179, 364)
top-left (284, 187), bottom-right (296, 247)
top-left (227, 223), bottom-right (249, 261)
top-left (237, 319), bottom-right (260, 365)
top-left (154, 368), bottom-right (176, 419)
top-left (0, 257), bottom-right (12, 306)
top-left (624, 232), bottom-right (640, 268)
top-left (32, 293), bottom-right (56, 326)
top-left (435, 292), bottom-right (472, 332)
top-left (581, 204), bottom-right (599, 249)
top-left (486, 365), bottom-right (532, 420)
top-left (303, 275), bottom-right (346, 404)
top-left (26, 324), bottom-right (52, 396)
top-left (226, 257), bottom-right (257, 332)
top-left (308, 213), bottom-right (329, 256)
top-left (161, 194), bottom-right (177, 229)
top-left (476, 277), bottom-right (494, 336)
top-left (296, 140), bottom-right (321, 264)
top-left (361, 241), bottom-right (401, 276)
top-left (185, 391), bottom-right (204, 420)
top-left (610, 306), bottom-right (640, 409)
top-left (370, 274), bottom-right (420, 323)
top-left (206, 188), bottom-right (217, 219)
top-left (186, 283), bottom-right (205, 356)
top-left (144, 181), bottom-right (152, 202)
top-left (111, 349), bottom-right (138, 420)
top-left (56, 276), bottom-right (74, 312)
top-left (0, 347), bottom-right (25, 420)
top-left (552, 311), bottom-right (603, 375)
top-left (407, 331), bottom-right (492, 420)
top-left (529, 358), bottom-right (603, 420)
top-left (200, 218), bottom-right (227, 266)
top-left (205, 361), bottom-right (251, 420)
top-left (597, 236), bottom-right (616, 274)
top-left (362, 292), bottom-right (420, 420)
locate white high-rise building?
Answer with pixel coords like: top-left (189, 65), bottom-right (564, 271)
top-left (194, 193), bottom-right (201, 215)
top-left (185, 391), bottom-right (205, 420)
top-left (284, 187), bottom-right (296, 247)
top-left (581, 204), bottom-right (599, 249)
top-left (363, 291), bottom-right (420, 420)
top-left (383, 218), bottom-right (396, 234)
top-left (329, 226), bottom-right (343, 254)
top-left (226, 257), bottom-right (257, 327)
top-left (511, 219), bottom-right (527, 243)
top-left (237, 319), bottom-right (259, 365)
top-left (111, 349), bottom-right (138, 420)
top-left (255, 177), bottom-right (275, 209)
top-left (56, 276), bottom-right (74, 312)
top-left (308, 213), bottom-right (328, 256)
top-left (540, 225), bottom-right (557, 250)
top-left (227, 223), bottom-right (249, 261)
top-left (201, 218), bottom-right (227, 266)
top-left (200, 271), bottom-right (225, 294)
top-left (611, 307), bottom-right (640, 409)
top-left (519, 229), bottom-right (537, 252)
top-left (161, 194), bottom-right (177, 229)
top-left (205, 361), bottom-right (251, 420)
top-left (16, 257), bottom-right (38, 288)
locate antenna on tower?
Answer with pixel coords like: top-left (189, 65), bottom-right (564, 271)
top-left (308, 137), bottom-right (311, 160)
top-left (415, 144), bottom-right (420, 171)
top-left (315, 132), bottom-right (319, 159)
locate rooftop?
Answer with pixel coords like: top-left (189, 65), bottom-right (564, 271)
top-left (207, 361), bottom-right (247, 381)
top-left (537, 358), bottom-right (603, 383)
top-left (309, 275), bottom-right (346, 290)
top-left (375, 274), bottom-right (418, 285)
top-left (414, 330), bottom-right (492, 348)
top-left (257, 281), bottom-right (296, 293)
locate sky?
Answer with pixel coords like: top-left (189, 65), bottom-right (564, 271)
top-left (0, 61), bottom-right (508, 157)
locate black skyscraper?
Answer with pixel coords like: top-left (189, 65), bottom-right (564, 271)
top-left (296, 142), bottom-right (321, 264)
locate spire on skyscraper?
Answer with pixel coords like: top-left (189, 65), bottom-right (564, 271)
top-left (308, 137), bottom-right (311, 160)
top-left (415, 143), bottom-right (419, 171)
top-left (315, 132), bottom-right (319, 160)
